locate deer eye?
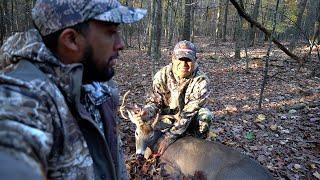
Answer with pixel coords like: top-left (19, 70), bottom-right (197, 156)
top-left (135, 131), bottom-right (139, 136)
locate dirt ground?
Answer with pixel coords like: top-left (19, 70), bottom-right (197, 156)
top-left (114, 37), bottom-right (320, 179)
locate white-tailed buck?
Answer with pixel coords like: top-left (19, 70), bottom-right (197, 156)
top-left (120, 92), bottom-right (273, 179)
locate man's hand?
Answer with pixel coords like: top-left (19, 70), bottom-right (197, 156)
top-left (157, 137), bottom-right (171, 155)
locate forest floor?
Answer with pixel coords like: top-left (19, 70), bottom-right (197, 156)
top-left (114, 37), bottom-right (320, 180)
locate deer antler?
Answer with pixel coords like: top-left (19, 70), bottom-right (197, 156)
top-left (151, 113), bottom-right (160, 129)
top-left (119, 90), bottom-right (131, 119)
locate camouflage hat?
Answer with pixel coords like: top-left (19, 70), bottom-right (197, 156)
top-left (173, 40), bottom-right (197, 61)
top-left (32, 0), bottom-right (147, 36)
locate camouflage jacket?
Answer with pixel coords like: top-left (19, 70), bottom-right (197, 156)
top-left (144, 63), bottom-right (210, 140)
top-left (0, 29), bottom-right (126, 180)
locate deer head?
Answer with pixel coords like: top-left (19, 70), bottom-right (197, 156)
top-left (120, 91), bottom-right (161, 155)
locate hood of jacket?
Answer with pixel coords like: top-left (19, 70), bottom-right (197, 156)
top-left (0, 29), bottom-right (87, 104)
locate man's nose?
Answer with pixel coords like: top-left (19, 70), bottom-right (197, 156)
top-left (115, 33), bottom-right (125, 51)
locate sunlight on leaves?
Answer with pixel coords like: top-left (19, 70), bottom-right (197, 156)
top-left (270, 124), bottom-right (278, 131)
top-left (255, 114), bottom-right (266, 123)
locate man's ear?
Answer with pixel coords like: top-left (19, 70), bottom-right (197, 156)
top-left (57, 28), bottom-right (86, 64)
top-left (58, 28), bottom-right (84, 52)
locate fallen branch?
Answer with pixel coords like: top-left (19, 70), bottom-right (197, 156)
top-left (229, 0), bottom-right (304, 65)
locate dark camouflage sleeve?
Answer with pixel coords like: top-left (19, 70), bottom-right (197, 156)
top-left (0, 84), bottom-right (54, 178)
top-left (165, 75), bottom-right (210, 139)
top-left (143, 68), bottom-right (167, 119)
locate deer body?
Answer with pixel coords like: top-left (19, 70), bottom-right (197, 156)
top-left (120, 95), bottom-right (273, 179)
top-left (160, 136), bottom-right (273, 179)
top-left (127, 113), bottom-right (273, 179)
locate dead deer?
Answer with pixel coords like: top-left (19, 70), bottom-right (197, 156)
top-left (120, 91), bottom-right (273, 179)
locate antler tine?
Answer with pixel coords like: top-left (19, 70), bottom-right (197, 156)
top-left (119, 90), bottom-right (131, 120)
top-left (151, 113), bottom-right (160, 129)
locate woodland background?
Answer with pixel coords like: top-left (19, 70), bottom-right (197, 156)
top-left (1, 0), bottom-right (320, 179)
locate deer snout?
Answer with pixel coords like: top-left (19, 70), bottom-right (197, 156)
top-left (135, 148), bottom-right (145, 156)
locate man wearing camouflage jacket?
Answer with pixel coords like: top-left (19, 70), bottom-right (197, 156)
top-left (142, 40), bottom-right (213, 155)
top-left (0, 0), bottom-right (146, 179)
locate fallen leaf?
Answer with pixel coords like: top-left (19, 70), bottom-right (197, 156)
top-left (289, 109), bottom-right (297, 114)
top-left (294, 164), bottom-right (301, 169)
top-left (281, 129), bottom-right (290, 134)
top-left (257, 155), bottom-right (266, 161)
top-left (310, 164), bottom-right (316, 169)
top-left (255, 114), bottom-right (266, 122)
top-left (270, 124), bottom-right (277, 131)
top-left (313, 171), bottom-right (320, 179)
top-left (208, 132), bottom-right (217, 140)
top-left (225, 105), bottom-right (238, 113)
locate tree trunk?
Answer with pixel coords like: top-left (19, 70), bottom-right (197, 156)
top-left (163, 0), bottom-right (169, 41)
top-left (248, 0), bottom-right (261, 46)
top-left (222, 0), bottom-right (229, 42)
top-left (258, 0), bottom-right (280, 109)
top-left (147, 0), bottom-right (156, 56)
top-left (24, 0), bottom-right (31, 31)
top-left (215, 0), bottom-right (223, 42)
top-left (122, 0), bottom-right (129, 47)
top-left (151, 0), bottom-right (162, 78)
top-left (234, 16), bottom-right (242, 59)
top-left (0, 1), bottom-right (4, 45)
top-left (167, 0), bottom-right (174, 46)
top-left (182, 0), bottom-right (191, 40)
top-left (289, 0), bottom-right (307, 50)
top-left (190, 0), bottom-right (195, 42)
top-left (304, 0), bottom-right (318, 38)
top-left (210, 0), bottom-right (217, 40)
top-left (10, 0), bottom-right (15, 32)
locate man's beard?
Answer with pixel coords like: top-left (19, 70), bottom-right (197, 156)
top-left (81, 45), bottom-right (115, 83)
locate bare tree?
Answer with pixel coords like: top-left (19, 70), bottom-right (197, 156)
top-left (248, 0), bottom-right (261, 46)
top-left (234, 16), bottom-right (242, 59)
top-left (289, 0), bottom-right (308, 51)
top-left (215, 0), bottom-right (223, 42)
top-left (230, 0), bottom-right (303, 64)
top-left (150, 0), bottom-right (162, 78)
top-left (304, 0), bottom-right (318, 38)
top-left (182, 0), bottom-right (192, 40)
top-left (0, 1), bottom-right (5, 45)
top-left (258, 0), bottom-right (280, 109)
top-left (222, 0), bottom-right (229, 42)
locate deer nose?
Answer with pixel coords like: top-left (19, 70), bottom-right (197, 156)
top-left (136, 148), bottom-right (144, 155)
top-left (136, 154), bottom-right (144, 160)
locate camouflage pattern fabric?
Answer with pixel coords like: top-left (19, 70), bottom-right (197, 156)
top-left (0, 29), bottom-right (127, 179)
top-left (144, 63), bottom-right (213, 141)
top-left (173, 40), bottom-right (197, 61)
top-left (32, 0), bottom-right (147, 36)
